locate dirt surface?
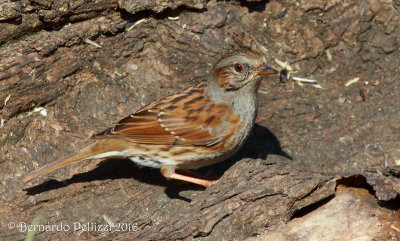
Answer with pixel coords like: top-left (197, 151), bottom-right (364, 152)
top-left (0, 0), bottom-right (399, 240)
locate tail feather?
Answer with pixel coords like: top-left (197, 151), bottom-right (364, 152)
top-left (23, 143), bottom-right (98, 183)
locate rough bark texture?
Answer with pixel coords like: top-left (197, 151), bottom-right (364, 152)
top-left (246, 187), bottom-right (400, 241)
top-left (1, 0), bottom-right (399, 240)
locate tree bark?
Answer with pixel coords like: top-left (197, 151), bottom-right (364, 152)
top-left (1, 0), bottom-right (399, 240)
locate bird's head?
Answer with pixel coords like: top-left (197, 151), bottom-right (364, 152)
top-left (214, 49), bottom-right (278, 91)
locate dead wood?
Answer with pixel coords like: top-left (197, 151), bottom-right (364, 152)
top-left (1, 0), bottom-right (399, 240)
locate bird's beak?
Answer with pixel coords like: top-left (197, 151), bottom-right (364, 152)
top-left (255, 64), bottom-right (279, 76)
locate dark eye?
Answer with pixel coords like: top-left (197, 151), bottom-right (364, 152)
top-left (234, 63), bottom-right (243, 72)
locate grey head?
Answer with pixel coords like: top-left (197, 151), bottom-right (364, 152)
top-left (205, 49), bottom-right (278, 105)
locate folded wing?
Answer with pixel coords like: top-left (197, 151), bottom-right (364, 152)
top-left (93, 85), bottom-right (238, 147)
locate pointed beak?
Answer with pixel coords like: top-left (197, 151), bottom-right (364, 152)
top-left (255, 64), bottom-right (279, 76)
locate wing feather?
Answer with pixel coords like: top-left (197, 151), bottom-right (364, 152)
top-left (92, 84), bottom-right (239, 146)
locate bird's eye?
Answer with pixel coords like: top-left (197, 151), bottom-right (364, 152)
top-left (234, 63), bottom-right (243, 73)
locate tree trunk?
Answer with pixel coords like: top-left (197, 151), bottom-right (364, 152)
top-left (1, 0), bottom-right (399, 240)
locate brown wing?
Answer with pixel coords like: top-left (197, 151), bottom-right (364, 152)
top-left (93, 84), bottom-right (239, 146)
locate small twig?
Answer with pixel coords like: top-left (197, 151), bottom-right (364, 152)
top-left (258, 89), bottom-right (269, 95)
top-left (127, 19), bottom-right (147, 31)
top-left (275, 58), bottom-right (294, 71)
top-left (292, 76), bottom-right (318, 83)
top-left (84, 39), bottom-right (102, 48)
top-left (168, 16), bottom-right (180, 21)
top-left (345, 77), bottom-right (360, 87)
top-left (4, 94), bottom-right (11, 106)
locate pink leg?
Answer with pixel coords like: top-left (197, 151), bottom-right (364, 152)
top-left (161, 166), bottom-right (217, 187)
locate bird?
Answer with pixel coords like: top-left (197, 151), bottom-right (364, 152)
top-left (23, 49), bottom-right (278, 187)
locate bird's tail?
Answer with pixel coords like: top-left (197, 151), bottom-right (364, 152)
top-left (23, 142), bottom-right (104, 183)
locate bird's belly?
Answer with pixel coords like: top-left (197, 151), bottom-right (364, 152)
top-left (129, 156), bottom-right (165, 168)
top-left (129, 156), bottom-right (180, 168)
